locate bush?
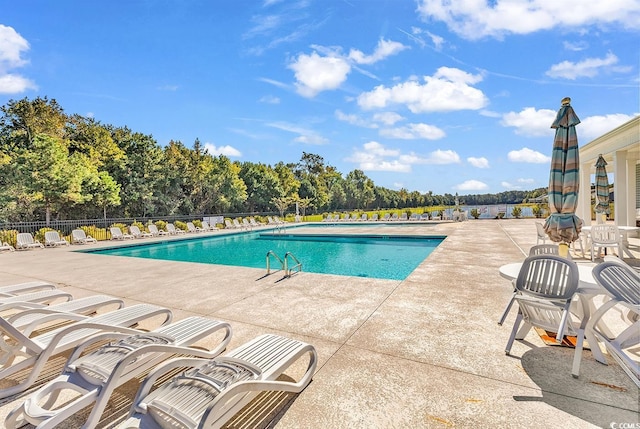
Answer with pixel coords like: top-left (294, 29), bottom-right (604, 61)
top-left (470, 208), bottom-right (480, 219)
top-left (192, 219), bottom-right (203, 228)
top-left (154, 220), bottom-right (167, 232)
top-left (80, 225), bottom-right (105, 241)
top-left (174, 220), bottom-right (187, 231)
top-left (34, 227), bottom-right (54, 243)
top-left (532, 205), bottom-right (543, 218)
top-left (0, 229), bottom-right (18, 247)
top-left (130, 220), bottom-right (146, 232)
top-left (511, 206), bottom-right (522, 219)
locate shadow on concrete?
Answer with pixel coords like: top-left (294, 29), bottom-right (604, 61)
top-left (517, 346), bottom-right (639, 427)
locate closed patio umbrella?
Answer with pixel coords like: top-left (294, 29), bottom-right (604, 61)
top-left (544, 97), bottom-right (582, 244)
top-left (594, 154), bottom-right (610, 216)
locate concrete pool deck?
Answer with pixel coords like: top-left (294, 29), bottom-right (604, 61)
top-left (0, 218), bottom-right (638, 428)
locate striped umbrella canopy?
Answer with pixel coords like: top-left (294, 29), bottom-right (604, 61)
top-left (594, 155), bottom-right (610, 214)
top-left (544, 97), bottom-right (583, 243)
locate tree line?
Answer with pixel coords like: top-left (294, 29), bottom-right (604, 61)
top-left (0, 97), bottom-right (546, 223)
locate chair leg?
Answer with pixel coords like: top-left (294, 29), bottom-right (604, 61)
top-left (505, 313), bottom-right (523, 355)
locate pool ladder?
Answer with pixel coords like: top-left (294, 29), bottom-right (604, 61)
top-left (266, 250), bottom-right (302, 277)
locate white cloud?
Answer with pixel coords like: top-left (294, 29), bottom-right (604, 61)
top-left (258, 77), bottom-right (290, 90)
top-left (288, 51), bottom-right (351, 97)
top-left (266, 121), bottom-right (328, 145)
top-left (454, 180), bottom-right (489, 191)
top-left (379, 123), bottom-right (445, 140)
top-left (579, 113), bottom-right (637, 139)
top-left (0, 25), bottom-right (29, 69)
top-left (372, 112), bottom-right (404, 125)
top-left (416, 0), bottom-right (640, 40)
top-left (0, 74), bottom-right (36, 94)
top-left (501, 181), bottom-right (522, 189)
top-left (335, 110), bottom-right (377, 128)
top-left (363, 141), bottom-right (400, 157)
top-left (563, 41), bottom-right (589, 52)
top-left (357, 67), bottom-right (487, 113)
top-left (0, 25), bottom-right (36, 94)
top-left (346, 142), bottom-right (459, 172)
top-left (467, 157), bottom-right (489, 168)
top-left (348, 39), bottom-right (409, 65)
top-left (501, 107), bottom-right (557, 137)
top-left (259, 95), bottom-right (281, 104)
top-left (508, 147), bottom-right (551, 164)
top-left (546, 52), bottom-right (630, 80)
top-left (293, 134), bottom-right (329, 145)
top-left (204, 143), bottom-right (242, 157)
top-left (518, 178), bottom-right (535, 184)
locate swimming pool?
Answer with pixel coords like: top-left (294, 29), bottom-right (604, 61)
top-left (84, 231), bottom-right (444, 280)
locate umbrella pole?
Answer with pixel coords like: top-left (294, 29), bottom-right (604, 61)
top-left (558, 242), bottom-right (569, 258)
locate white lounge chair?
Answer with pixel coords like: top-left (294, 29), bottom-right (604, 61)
top-left (130, 225), bottom-right (153, 239)
top-left (0, 281), bottom-right (56, 297)
top-left (110, 227), bottom-right (134, 240)
top-left (0, 242), bottom-right (15, 252)
top-left (201, 221), bottom-right (217, 231)
top-left (0, 289), bottom-right (73, 311)
top-left (420, 213), bottom-right (429, 221)
top-left (409, 213), bottom-right (419, 221)
top-left (502, 255), bottom-right (580, 356)
top-left (186, 222), bottom-right (203, 233)
top-left (117, 333), bottom-right (317, 429)
top-left (44, 231), bottom-right (70, 247)
top-left (4, 294), bottom-right (124, 332)
top-left (370, 213), bottom-right (379, 221)
top-left (249, 217), bottom-right (263, 227)
top-left (233, 219), bottom-right (247, 230)
top-left (572, 261), bottom-right (640, 386)
top-left (224, 219), bottom-right (237, 229)
top-left (16, 233), bottom-right (44, 250)
top-left (6, 316), bottom-right (232, 429)
top-left (71, 229), bottom-right (97, 244)
top-left (147, 224), bottom-right (168, 237)
top-left (242, 218), bottom-right (253, 230)
top-left (360, 213), bottom-right (368, 221)
top-left (589, 224), bottom-right (622, 261)
top-left (0, 303), bottom-right (172, 399)
top-left (166, 223), bottom-right (186, 235)
top-left (399, 213), bottom-right (408, 221)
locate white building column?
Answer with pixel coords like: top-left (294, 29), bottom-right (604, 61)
top-left (613, 150), bottom-right (628, 226)
top-left (577, 160), bottom-right (592, 225)
top-left (624, 155), bottom-right (636, 227)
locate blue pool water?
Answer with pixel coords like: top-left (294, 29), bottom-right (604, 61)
top-left (84, 231), bottom-right (444, 280)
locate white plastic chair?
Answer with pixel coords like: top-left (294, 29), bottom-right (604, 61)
top-left (503, 254), bottom-right (580, 355)
top-left (16, 233), bottom-right (44, 250)
top-left (71, 229), bottom-right (97, 244)
top-left (589, 224), bottom-right (622, 261)
top-left (118, 334), bottom-right (317, 429)
top-left (535, 222), bottom-right (547, 245)
top-left (572, 261), bottom-right (640, 387)
top-left (44, 231), bottom-right (70, 247)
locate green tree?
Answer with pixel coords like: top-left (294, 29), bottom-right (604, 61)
top-left (344, 169), bottom-right (375, 210)
top-left (239, 162), bottom-right (283, 212)
top-left (19, 135), bottom-right (88, 224)
top-left (0, 97), bottom-right (66, 151)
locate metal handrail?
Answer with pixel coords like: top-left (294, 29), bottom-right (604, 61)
top-left (266, 250), bottom-right (285, 274)
top-left (284, 252), bottom-right (302, 276)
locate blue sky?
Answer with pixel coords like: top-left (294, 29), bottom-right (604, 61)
top-left (1, 0), bottom-right (638, 195)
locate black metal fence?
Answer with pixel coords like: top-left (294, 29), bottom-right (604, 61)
top-left (0, 212), bottom-right (288, 244)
